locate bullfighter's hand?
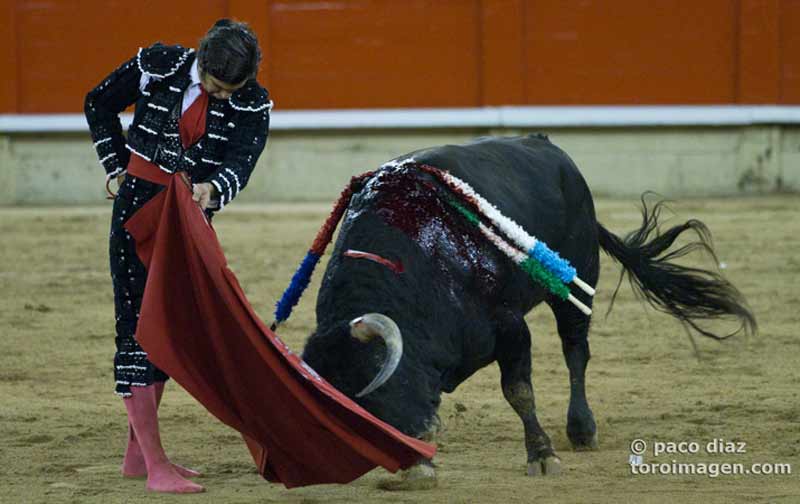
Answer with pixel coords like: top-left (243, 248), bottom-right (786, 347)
top-left (192, 182), bottom-right (215, 210)
top-left (117, 173), bottom-right (126, 186)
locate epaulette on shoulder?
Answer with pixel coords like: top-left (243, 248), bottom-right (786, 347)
top-left (229, 81), bottom-right (273, 112)
top-left (137, 43), bottom-right (194, 79)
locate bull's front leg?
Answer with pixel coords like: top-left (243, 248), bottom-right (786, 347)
top-left (495, 312), bottom-right (561, 476)
top-left (377, 423), bottom-right (439, 491)
top-left (377, 458), bottom-right (437, 491)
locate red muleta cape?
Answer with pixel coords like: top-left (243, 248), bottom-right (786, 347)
top-left (123, 169), bottom-right (434, 488)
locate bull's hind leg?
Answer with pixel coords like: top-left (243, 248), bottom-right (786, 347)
top-left (550, 301), bottom-right (598, 451)
top-left (495, 312), bottom-right (561, 476)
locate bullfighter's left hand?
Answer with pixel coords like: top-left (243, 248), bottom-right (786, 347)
top-left (192, 182), bottom-right (215, 210)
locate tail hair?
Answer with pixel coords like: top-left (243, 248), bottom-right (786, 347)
top-left (598, 193), bottom-right (757, 340)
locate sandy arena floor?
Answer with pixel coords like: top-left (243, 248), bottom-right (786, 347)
top-left (1, 195), bottom-right (798, 503)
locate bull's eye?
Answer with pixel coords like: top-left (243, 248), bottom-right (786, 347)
top-left (343, 249), bottom-right (404, 274)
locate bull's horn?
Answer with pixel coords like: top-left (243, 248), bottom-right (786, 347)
top-left (349, 313), bottom-right (403, 397)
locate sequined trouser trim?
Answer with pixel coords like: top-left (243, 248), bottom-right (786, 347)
top-left (109, 175), bottom-right (169, 397)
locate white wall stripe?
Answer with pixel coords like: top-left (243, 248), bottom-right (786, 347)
top-left (6, 106), bottom-right (800, 133)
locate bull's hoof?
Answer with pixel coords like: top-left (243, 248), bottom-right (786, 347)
top-left (570, 431), bottom-right (599, 452)
top-left (526, 456), bottom-right (562, 476)
top-left (377, 463), bottom-right (437, 491)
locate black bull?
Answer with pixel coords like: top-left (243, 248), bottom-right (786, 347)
top-left (301, 135), bottom-right (756, 477)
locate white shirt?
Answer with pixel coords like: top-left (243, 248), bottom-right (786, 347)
top-left (139, 58), bottom-right (202, 114)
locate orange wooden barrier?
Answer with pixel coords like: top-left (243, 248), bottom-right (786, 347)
top-left (0, 0), bottom-right (798, 113)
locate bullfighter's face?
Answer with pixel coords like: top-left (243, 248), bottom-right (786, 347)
top-left (200, 69), bottom-right (247, 100)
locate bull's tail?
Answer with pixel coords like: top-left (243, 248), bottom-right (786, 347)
top-left (597, 195), bottom-right (757, 340)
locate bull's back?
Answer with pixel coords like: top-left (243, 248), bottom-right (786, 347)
top-left (404, 135), bottom-right (593, 249)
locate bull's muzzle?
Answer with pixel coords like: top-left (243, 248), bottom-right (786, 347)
top-left (349, 313), bottom-right (403, 397)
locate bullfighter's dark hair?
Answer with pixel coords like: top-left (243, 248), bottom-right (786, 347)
top-left (599, 193), bottom-right (757, 340)
top-left (198, 18), bottom-right (261, 84)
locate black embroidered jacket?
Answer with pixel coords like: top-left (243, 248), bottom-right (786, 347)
top-left (85, 43), bottom-right (271, 209)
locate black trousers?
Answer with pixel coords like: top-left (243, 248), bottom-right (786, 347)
top-left (109, 174), bottom-right (169, 397)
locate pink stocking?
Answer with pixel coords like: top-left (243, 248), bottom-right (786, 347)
top-left (122, 382), bottom-right (201, 479)
top-left (122, 385), bottom-right (204, 493)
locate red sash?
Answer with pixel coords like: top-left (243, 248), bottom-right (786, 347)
top-left (127, 89), bottom-right (208, 184)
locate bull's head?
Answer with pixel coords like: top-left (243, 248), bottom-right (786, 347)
top-left (302, 306), bottom-right (442, 438)
top-left (302, 311), bottom-right (409, 402)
